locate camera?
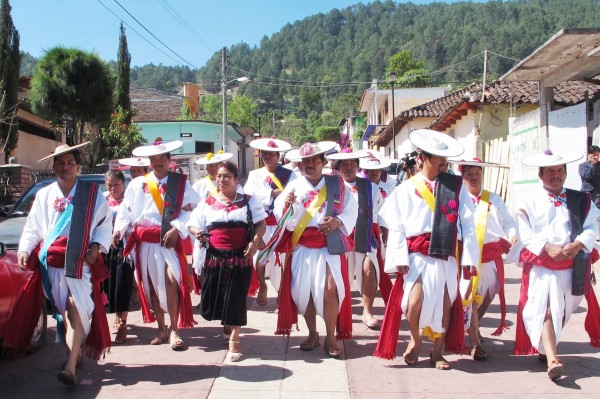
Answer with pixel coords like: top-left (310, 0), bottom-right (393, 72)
top-left (399, 151), bottom-right (418, 172)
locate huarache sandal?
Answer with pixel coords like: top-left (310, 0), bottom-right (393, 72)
top-left (547, 359), bottom-right (564, 380)
top-left (323, 338), bottom-right (342, 358)
top-left (430, 353), bottom-right (451, 370)
top-left (115, 321), bottom-right (128, 344)
top-left (256, 287), bottom-right (268, 306)
top-left (471, 345), bottom-right (489, 361)
top-left (299, 334), bottom-right (320, 351)
top-left (57, 369), bottom-right (78, 386)
top-left (170, 330), bottom-right (185, 351)
top-left (362, 316), bottom-right (381, 330)
top-left (150, 328), bottom-right (168, 345)
top-left (403, 347), bottom-right (419, 366)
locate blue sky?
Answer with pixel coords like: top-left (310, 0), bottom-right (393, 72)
top-left (11, 0), bottom-right (477, 68)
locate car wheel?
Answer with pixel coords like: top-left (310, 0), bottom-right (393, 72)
top-left (27, 303), bottom-right (47, 354)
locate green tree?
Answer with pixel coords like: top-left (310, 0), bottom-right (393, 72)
top-left (387, 50), bottom-right (431, 88)
top-left (198, 94), bottom-right (221, 122)
top-left (0, 0), bottom-right (20, 163)
top-left (228, 96), bottom-right (257, 126)
top-left (30, 47), bottom-right (114, 145)
top-left (315, 126), bottom-right (340, 142)
top-left (92, 106), bottom-right (146, 165)
top-left (115, 23), bottom-right (131, 123)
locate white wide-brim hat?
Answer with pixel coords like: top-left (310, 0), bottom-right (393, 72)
top-left (521, 149), bottom-right (582, 167)
top-left (132, 139), bottom-right (183, 157)
top-left (285, 141), bottom-right (338, 160)
top-left (284, 151), bottom-right (302, 163)
top-left (195, 151), bottom-right (234, 165)
top-left (119, 157), bottom-right (151, 167)
top-left (409, 129), bottom-right (464, 157)
top-left (250, 137), bottom-right (292, 152)
top-left (453, 157), bottom-right (507, 173)
top-left (38, 141), bottom-right (91, 163)
top-left (326, 149), bottom-right (370, 161)
top-left (360, 156), bottom-right (392, 170)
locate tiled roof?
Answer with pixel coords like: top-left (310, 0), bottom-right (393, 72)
top-left (376, 79), bottom-right (600, 146)
top-left (131, 87), bottom-right (183, 122)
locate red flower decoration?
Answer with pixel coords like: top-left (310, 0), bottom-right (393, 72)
top-left (445, 213), bottom-right (457, 223)
top-left (205, 196), bottom-right (216, 205)
top-left (379, 187), bottom-right (387, 199)
top-left (447, 199), bottom-right (458, 210)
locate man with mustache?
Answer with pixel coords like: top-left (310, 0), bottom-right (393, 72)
top-left (514, 149), bottom-right (600, 380)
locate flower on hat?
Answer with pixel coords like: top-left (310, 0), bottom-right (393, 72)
top-left (300, 143), bottom-right (313, 156)
top-left (206, 152), bottom-right (214, 160)
top-left (544, 149), bottom-right (553, 156)
top-left (341, 148), bottom-right (352, 153)
top-left (153, 137), bottom-right (163, 145)
top-left (267, 140), bottom-right (277, 148)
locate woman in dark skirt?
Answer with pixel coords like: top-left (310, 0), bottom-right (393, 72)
top-left (103, 169), bottom-right (134, 344)
top-left (186, 161), bottom-right (266, 361)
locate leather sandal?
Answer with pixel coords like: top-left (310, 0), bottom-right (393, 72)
top-left (115, 321), bottom-right (128, 344)
top-left (547, 360), bottom-right (564, 380)
top-left (299, 334), bottom-right (320, 351)
top-left (170, 329), bottom-right (185, 351)
top-left (57, 369), bottom-right (78, 386)
top-left (256, 287), bottom-right (268, 306)
top-left (471, 345), bottom-right (489, 361)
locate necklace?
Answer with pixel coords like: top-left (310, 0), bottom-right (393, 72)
top-left (218, 192), bottom-right (239, 205)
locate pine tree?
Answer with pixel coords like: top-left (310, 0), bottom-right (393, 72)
top-left (116, 23), bottom-right (132, 124)
top-left (0, 0), bottom-right (20, 163)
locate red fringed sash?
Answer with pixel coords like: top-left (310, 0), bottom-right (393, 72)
top-left (275, 227), bottom-right (352, 339)
top-left (2, 249), bottom-right (43, 356)
top-left (514, 248), bottom-right (600, 355)
top-left (124, 226), bottom-right (196, 328)
top-left (374, 224), bottom-right (392, 305)
top-left (480, 239), bottom-right (512, 336)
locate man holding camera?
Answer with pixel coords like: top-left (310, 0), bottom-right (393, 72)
top-left (579, 145), bottom-right (600, 207)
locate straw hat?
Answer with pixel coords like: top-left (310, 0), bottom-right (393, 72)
top-left (285, 141), bottom-right (337, 160)
top-left (38, 141), bottom-right (90, 163)
top-left (408, 129), bottom-right (464, 157)
top-left (521, 149), bottom-right (582, 167)
top-left (119, 157), bottom-right (151, 167)
top-left (132, 137), bottom-right (183, 157)
top-left (195, 150), bottom-right (234, 165)
top-left (250, 137), bottom-right (292, 152)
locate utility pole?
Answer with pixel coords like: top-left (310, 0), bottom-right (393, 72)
top-left (221, 47), bottom-right (228, 151)
top-left (481, 49), bottom-right (488, 103)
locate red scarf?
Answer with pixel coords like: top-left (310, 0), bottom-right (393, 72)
top-left (275, 227), bottom-right (352, 339)
top-left (124, 226), bottom-right (196, 328)
top-left (513, 248), bottom-right (600, 355)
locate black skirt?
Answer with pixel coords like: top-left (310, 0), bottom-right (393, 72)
top-left (200, 247), bottom-right (252, 326)
top-left (102, 241), bottom-right (134, 314)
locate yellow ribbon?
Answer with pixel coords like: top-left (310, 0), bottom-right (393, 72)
top-left (145, 173), bottom-right (164, 216)
top-left (462, 190), bottom-right (490, 307)
top-left (205, 175), bottom-right (218, 198)
top-left (291, 185), bottom-right (328, 247)
top-left (269, 172), bottom-right (285, 192)
top-left (410, 176), bottom-right (435, 212)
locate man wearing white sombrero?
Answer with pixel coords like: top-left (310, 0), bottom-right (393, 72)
top-left (17, 142), bottom-right (113, 385)
top-left (360, 152), bottom-right (396, 200)
top-left (119, 157), bottom-right (150, 179)
top-left (374, 129), bottom-right (479, 370)
top-left (455, 158), bottom-right (518, 361)
top-left (513, 149), bottom-right (600, 381)
top-left (244, 137), bottom-right (294, 305)
top-left (270, 141), bottom-right (358, 358)
top-left (113, 138), bottom-right (200, 350)
top-left (328, 149), bottom-right (391, 330)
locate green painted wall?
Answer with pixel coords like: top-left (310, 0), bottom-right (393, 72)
top-left (137, 120), bottom-right (242, 155)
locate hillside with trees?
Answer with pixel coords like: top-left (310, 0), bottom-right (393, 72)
top-left (17, 0), bottom-right (600, 144)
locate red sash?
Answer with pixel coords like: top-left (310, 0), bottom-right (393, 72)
top-left (265, 214), bottom-right (277, 226)
top-left (276, 227), bottom-right (353, 340)
top-left (374, 224), bottom-right (392, 305)
top-left (209, 227), bottom-right (248, 249)
top-left (480, 239), bottom-right (512, 336)
top-left (375, 232), bottom-right (466, 359)
top-left (514, 248), bottom-right (600, 355)
top-left (124, 226), bottom-right (196, 328)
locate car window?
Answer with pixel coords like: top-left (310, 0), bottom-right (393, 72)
top-left (9, 175), bottom-right (121, 217)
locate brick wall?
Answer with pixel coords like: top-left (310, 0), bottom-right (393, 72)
top-left (0, 164), bottom-right (32, 205)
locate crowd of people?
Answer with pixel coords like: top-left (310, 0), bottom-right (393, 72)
top-left (13, 129), bottom-right (600, 386)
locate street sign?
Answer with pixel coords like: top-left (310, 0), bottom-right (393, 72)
top-left (180, 133), bottom-right (192, 142)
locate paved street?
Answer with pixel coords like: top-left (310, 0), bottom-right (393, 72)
top-left (2, 262), bottom-right (600, 398)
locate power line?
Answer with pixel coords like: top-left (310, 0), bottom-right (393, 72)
top-left (488, 50), bottom-right (521, 62)
top-left (96, 0), bottom-right (184, 66)
top-left (111, 0), bottom-right (198, 69)
top-left (155, 0), bottom-right (216, 56)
